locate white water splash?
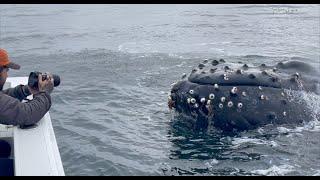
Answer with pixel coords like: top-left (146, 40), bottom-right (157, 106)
top-left (205, 159), bottom-right (219, 169)
top-left (231, 137), bottom-right (278, 149)
top-left (175, 61), bottom-right (186, 67)
top-left (312, 169), bottom-right (320, 176)
top-left (251, 164), bottom-right (295, 176)
top-left (282, 90), bottom-right (320, 133)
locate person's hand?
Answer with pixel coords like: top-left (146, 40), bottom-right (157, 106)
top-left (28, 85), bottom-right (38, 95)
top-left (28, 73), bottom-right (54, 95)
top-left (38, 73), bottom-right (54, 94)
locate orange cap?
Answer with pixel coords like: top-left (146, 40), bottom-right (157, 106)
top-left (0, 49), bottom-right (20, 70)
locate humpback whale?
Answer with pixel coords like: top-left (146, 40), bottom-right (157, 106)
top-left (168, 59), bottom-right (320, 132)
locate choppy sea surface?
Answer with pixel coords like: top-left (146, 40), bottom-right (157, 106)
top-left (1, 4), bottom-right (320, 176)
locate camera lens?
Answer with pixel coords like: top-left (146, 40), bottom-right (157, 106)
top-left (52, 74), bottom-right (61, 87)
top-left (28, 72), bottom-right (61, 89)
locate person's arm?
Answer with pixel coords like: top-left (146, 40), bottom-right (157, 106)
top-left (0, 92), bottom-right (51, 126)
top-left (2, 85), bottom-right (31, 101)
top-left (0, 74), bottom-right (54, 126)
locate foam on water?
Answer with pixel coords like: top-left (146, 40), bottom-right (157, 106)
top-left (231, 137), bottom-right (278, 149)
top-left (313, 170), bottom-right (320, 176)
top-left (251, 164), bottom-right (295, 176)
top-left (283, 89), bottom-right (320, 132)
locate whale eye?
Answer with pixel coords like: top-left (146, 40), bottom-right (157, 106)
top-left (242, 91), bottom-right (247, 97)
top-left (283, 111), bottom-right (287, 116)
top-left (260, 95), bottom-right (266, 100)
top-left (194, 103), bottom-right (199, 108)
top-left (189, 90), bottom-right (194, 94)
top-left (219, 59), bottom-right (225, 63)
top-left (187, 98), bottom-right (191, 104)
top-left (227, 101), bottom-right (233, 107)
top-left (219, 103), bottom-right (223, 109)
top-left (200, 98), bottom-right (206, 103)
top-left (203, 59), bottom-right (208, 64)
top-left (209, 93), bottom-right (215, 100)
top-left (190, 98), bottom-right (196, 104)
top-left (237, 103), bottom-right (243, 108)
top-left (192, 69), bottom-right (197, 73)
top-left (259, 86), bottom-right (263, 90)
top-left (221, 97), bottom-right (226, 102)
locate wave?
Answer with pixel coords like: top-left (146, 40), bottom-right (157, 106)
top-left (2, 31), bottom-right (90, 42)
top-left (182, 12), bottom-right (239, 18)
top-left (4, 12), bottom-right (58, 18)
top-left (53, 32), bottom-right (90, 39)
top-left (1, 33), bottom-right (47, 42)
top-left (199, 14), bottom-right (239, 18)
top-left (240, 12), bottom-right (304, 16)
top-left (243, 55), bottom-right (268, 59)
top-left (239, 54), bottom-right (318, 63)
top-left (233, 4), bottom-right (306, 9)
top-left (177, 23), bottom-right (224, 29)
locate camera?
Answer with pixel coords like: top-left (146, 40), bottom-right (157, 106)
top-left (28, 71), bottom-right (61, 90)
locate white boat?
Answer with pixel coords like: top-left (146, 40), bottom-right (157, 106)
top-left (0, 77), bottom-right (65, 176)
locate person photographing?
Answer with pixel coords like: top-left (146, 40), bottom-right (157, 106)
top-left (0, 48), bottom-right (56, 127)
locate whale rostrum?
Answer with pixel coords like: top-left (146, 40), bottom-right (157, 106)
top-left (168, 59), bottom-right (320, 132)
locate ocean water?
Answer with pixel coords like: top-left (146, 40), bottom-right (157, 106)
top-left (1, 4), bottom-right (320, 176)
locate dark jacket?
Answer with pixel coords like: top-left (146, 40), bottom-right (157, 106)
top-left (0, 85), bottom-right (51, 126)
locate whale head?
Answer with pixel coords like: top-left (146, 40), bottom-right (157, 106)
top-left (169, 59), bottom-right (319, 131)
